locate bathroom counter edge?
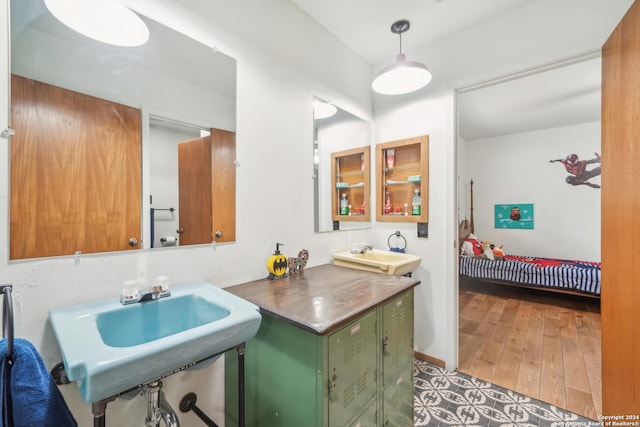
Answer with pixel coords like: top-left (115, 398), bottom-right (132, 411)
top-left (225, 264), bottom-right (420, 335)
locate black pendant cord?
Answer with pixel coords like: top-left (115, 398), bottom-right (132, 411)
top-left (390, 19), bottom-right (411, 56)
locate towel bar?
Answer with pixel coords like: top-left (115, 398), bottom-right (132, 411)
top-left (1, 284), bottom-right (13, 359)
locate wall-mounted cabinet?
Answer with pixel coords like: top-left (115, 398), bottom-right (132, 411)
top-left (376, 136), bottom-right (429, 223)
top-left (331, 146), bottom-right (370, 222)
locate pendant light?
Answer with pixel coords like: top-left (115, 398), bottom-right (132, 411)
top-left (44, 0), bottom-right (149, 47)
top-left (372, 20), bottom-right (432, 95)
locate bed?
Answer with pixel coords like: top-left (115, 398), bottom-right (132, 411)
top-left (459, 254), bottom-right (601, 296)
top-left (458, 180), bottom-right (601, 298)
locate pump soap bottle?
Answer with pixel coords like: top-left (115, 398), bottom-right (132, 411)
top-left (266, 243), bottom-right (288, 280)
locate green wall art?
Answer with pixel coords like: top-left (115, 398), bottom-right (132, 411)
top-left (494, 204), bottom-right (534, 229)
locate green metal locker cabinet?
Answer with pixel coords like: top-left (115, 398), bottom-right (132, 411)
top-left (226, 289), bottom-right (415, 427)
top-left (381, 290), bottom-right (414, 426)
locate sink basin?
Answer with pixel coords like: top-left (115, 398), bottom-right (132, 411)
top-left (332, 249), bottom-right (421, 276)
top-left (49, 282), bottom-right (261, 403)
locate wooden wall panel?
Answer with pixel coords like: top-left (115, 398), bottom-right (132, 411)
top-left (601, 0), bottom-right (640, 415)
top-left (10, 75), bottom-right (141, 259)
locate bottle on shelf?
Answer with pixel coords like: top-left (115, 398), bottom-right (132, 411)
top-left (385, 192), bottom-right (392, 214)
top-left (386, 149), bottom-right (395, 169)
top-left (340, 193), bottom-right (349, 215)
top-left (411, 189), bottom-right (421, 216)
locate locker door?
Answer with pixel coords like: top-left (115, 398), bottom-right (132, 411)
top-left (382, 291), bottom-right (414, 386)
top-left (328, 310), bottom-right (378, 426)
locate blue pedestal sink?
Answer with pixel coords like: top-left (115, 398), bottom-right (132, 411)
top-left (49, 282), bottom-right (262, 403)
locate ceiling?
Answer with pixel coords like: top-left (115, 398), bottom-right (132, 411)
top-left (290, 0), bottom-right (631, 140)
top-left (290, 0), bottom-right (535, 67)
top-left (456, 55), bottom-right (602, 140)
top-left (19, 0), bottom-right (633, 141)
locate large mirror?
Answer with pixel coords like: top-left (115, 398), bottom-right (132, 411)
top-left (10, 0), bottom-right (236, 259)
top-left (313, 97), bottom-right (371, 232)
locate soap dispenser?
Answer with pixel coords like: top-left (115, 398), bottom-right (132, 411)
top-left (266, 243), bottom-right (288, 280)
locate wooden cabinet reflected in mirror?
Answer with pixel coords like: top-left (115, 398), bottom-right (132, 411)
top-left (10, 0), bottom-right (237, 258)
top-left (10, 75), bottom-right (142, 259)
top-left (10, 75), bottom-right (237, 259)
top-left (330, 146), bottom-right (370, 224)
top-left (313, 96), bottom-right (372, 233)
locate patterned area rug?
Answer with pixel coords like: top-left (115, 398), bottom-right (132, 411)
top-left (414, 360), bottom-right (599, 427)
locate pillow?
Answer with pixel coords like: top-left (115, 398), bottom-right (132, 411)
top-left (461, 233), bottom-right (483, 256)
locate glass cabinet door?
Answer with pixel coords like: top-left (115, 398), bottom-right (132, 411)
top-left (331, 146), bottom-right (371, 222)
top-left (375, 136), bottom-right (429, 223)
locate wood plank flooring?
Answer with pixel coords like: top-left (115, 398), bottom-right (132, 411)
top-left (458, 278), bottom-right (601, 419)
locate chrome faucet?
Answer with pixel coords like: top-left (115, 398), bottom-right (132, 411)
top-left (120, 281), bottom-right (171, 305)
top-left (351, 244), bottom-right (373, 254)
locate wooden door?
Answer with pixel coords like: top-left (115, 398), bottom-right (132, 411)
top-left (178, 136), bottom-right (213, 245)
top-left (211, 128), bottom-right (236, 243)
top-left (601, 0), bottom-right (640, 415)
top-left (10, 75), bottom-right (141, 259)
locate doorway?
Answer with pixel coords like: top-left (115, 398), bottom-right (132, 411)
top-left (455, 55), bottom-right (603, 419)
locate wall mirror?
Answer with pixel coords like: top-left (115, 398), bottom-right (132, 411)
top-left (9, 0), bottom-right (236, 259)
top-left (313, 96), bottom-right (371, 233)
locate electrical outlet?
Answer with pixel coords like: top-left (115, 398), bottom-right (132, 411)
top-left (417, 222), bottom-right (428, 238)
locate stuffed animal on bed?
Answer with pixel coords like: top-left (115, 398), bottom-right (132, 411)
top-left (490, 244), bottom-right (505, 258)
top-left (481, 241), bottom-right (505, 260)
top-left (461, 233), bottom-right (504, 260)
top-left (461, 233), bottom-right (483, 256)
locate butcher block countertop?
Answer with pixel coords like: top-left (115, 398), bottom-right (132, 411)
top-left (225, 264), bottom-right (420, 335)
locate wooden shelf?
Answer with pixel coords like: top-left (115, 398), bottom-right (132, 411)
top-left (376, 135), bottom-right (429, 223)
top-left (331, 146), bottom-right (371, 222)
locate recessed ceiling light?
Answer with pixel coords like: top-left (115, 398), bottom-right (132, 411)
top-left (44, 0), bottom-right (149, 47)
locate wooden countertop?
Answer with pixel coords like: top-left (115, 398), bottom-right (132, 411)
top-left (225, 264), bottom-right (420, 335)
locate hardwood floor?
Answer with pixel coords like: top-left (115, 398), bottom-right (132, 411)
top-left (458, 278), bottom-right (601, 420)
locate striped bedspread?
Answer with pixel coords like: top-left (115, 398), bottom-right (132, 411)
top-left (459, 255), bottom-right (601, 295)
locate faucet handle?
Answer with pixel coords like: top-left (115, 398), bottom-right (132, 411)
top-left (155, 276), bottom-right (170, 292)
top-left (121, 280), bottom-right (140, 304)
top-left (154, 276), bottom-right (171, 298)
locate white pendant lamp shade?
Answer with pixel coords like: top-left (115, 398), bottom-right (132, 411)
top-left (372, 20), bottom-right (431, 95)
top-left (313, 99), bottom-right (338, 119)
top-left (372, 53), bottom-right (432, 95)
top-left (44, 0), bottom-right (149, 47)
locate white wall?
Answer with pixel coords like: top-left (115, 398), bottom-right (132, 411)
top-left (463, 122), bottom-right (601, 261)
top-left (373, 92), bottom-right (458, 369)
